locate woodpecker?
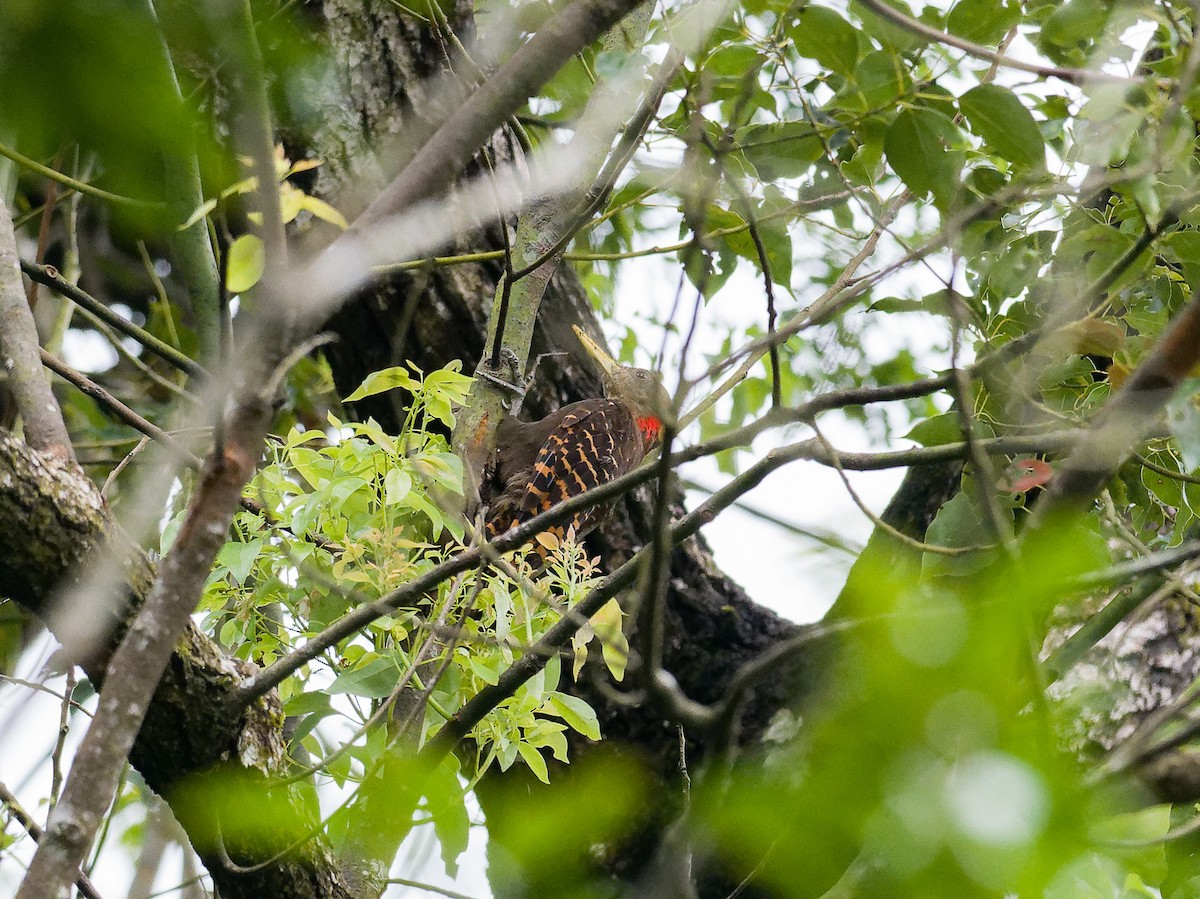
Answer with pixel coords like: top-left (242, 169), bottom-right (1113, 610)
top-left (485, 326), bottom-right (670, 555)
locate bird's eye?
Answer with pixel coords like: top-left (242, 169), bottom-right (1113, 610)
top-left (637, 371), bottom-right (649, 380)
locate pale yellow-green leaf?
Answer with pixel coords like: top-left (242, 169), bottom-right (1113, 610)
top-left (179, 197), bottom-right (217, 231)
top-left (571, 621), bottom-right (595, 680)
top-left (284, 157), bottom-right (323, 178)
top-left (384, 467), bottom-right (412, 505)
top-left (220, 175), bottom-right (258, 199)
top-left (299, 194), bottom-right (349, 230)
top-left (533, 727), bottom-right (569, 763)
top-left (344, 365), bottom-right (419, 402)
top-left (592, 598), bottom-right (628, 681)
top-left (279, 183), bottom-right (305, 224)
top-left (516, 743), bottom-right (549, 783)
top-left (545, 692), bottom-right (601, 741)
top-left (225, 234), bottom-right (266, 294)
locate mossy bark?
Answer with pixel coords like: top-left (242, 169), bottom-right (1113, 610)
top-left (0, 431), bottom-right (354, 899)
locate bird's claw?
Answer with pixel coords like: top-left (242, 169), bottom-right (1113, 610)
top-left (480, 347), bottom-right (527, 407)
top-left (477, 368), bottom-right (526, 396)
top-left (483, 346), bottom-right (521, 381)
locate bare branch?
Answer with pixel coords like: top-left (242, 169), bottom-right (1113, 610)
top-left (39, 350), bottom-right (201, 469)
top-left (0, 198), bottom-right (72, 460)
top-left (20, 261), bottom-right (208, 381)
top-left (0, 780), bottom-right (105, 899)
top-left (854, 0), bottom-right (1138, 86)
top-left (349, 0), bottom-right (651, 233)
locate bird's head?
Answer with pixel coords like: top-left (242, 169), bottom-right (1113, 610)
top-left (574, 325), bottom-right (671, 447)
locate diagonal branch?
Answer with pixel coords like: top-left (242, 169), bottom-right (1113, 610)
top-left (854, 0), bottom-right (1136, 86)
top-left (0, 780), bottom-right (104, 899)
top-left (348, 0), bottom-right (651, 233)
top-left (1034, 287), bottom-right (1200, 521)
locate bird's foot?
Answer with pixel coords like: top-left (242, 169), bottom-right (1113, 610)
top-left (497, 346), bottom-right (522, 381)
top-left (477, 369), bottom-right (525, 395)
top-left (479, 347), bottom-right (526, 401)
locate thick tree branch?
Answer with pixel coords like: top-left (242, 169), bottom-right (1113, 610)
top-left (349, 0), bottom-right (650, 234)
top-left (14, 392), bottom-right (275, 899)
top-left (0, 199), bottom-right (72, 460)
top-left (0, 429), bottom-right (347, 898)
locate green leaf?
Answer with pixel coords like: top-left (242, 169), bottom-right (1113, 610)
top-left (470, 654), bottom-right (501, 686)
top-left (735, 122), bottom-right (825, 180)
top-left (283, 691), bottom-right (333, 716)
top-left (904, 412), bottom-right (964, 446)
top-left (959, 84), bottom-right (1045, 169)
top-left (179, 197), bottom-right (217, 231)
top-left (493, 584), bottom-right (513, 644)
top-left (225, 234), bottom-right (266, 294)
top-left (545, 692), bottom-right (601, 741)
top-left (405, 490), bottom-right (445, 538)
top-left (517, 743), bottom-right (550, 784)
top-left (789, 6), bottom-right (859, 76)
top-left (216, 539), bottom-right (263, 586)
top-left (327, 655), bottom-right (401, 699)
top-left (884, 107), bottom-right (962, 199)
top-left (530, 724), bottom-right (569, 763)
top-left (1168, 379), bottom-right (1200, 473)
top-left (1163, 231), bottom-right (1200, 266)
top-left (425, 756), bottom-right (470, 875)
top-left (1039, 0), bottom-right (1109, 51)
top-left (946, 0), bottom-right (1021, 46)
top-left (852, 51), bottom-right (911, 111)
top-left (297, 194), bottom-right (348, 229)
top-left (921, 492), bottom-right (1003, 578)
top-left (591, 598), bottom-right (628, 682)
top-left (413, 451), bottom-right (464, 494)
top-left (284, 693), bottom-right (337, 742)
top-left (384, 467), bottom-right (412, 505)
top-left (344, 365), bottom-right (419, 402)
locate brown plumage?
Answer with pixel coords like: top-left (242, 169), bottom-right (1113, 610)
top-left (485, 329), bottom-right (670, 556)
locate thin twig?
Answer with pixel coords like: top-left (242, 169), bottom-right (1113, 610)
top-left (0, 780), bottom-right (106, 899)
top-left (854, 0), bottom-right (1140, 85)
top-left (484, 151), bottom-right (515, 372)
top-left (102, 436), bottom-right (152, 497)
top-left (507, 47), bottom-right (686, 283)
top-left (809, 420), bottom-right (994, 557)
top-left (38, 350), bottom-right (202, 469)
top-left (20, 260), bottom-right (208, 380)
top-left (385, 878), bottom-right (480, 899)
top-left (724, 168), bottom-right (782, 409)
top-left (48, 668), bottom-right (75, 815)
top-left (0, 140), bottom-right (159, 208)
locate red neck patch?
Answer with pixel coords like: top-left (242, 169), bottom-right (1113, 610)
top-left (637, 416), bottom-right (663, 445)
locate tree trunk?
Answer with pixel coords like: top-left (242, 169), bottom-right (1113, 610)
top-left (303, 3), bottom-right (823, 893)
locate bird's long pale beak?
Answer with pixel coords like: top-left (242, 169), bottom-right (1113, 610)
top-left (572, 325), bottom-right (620, 378)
